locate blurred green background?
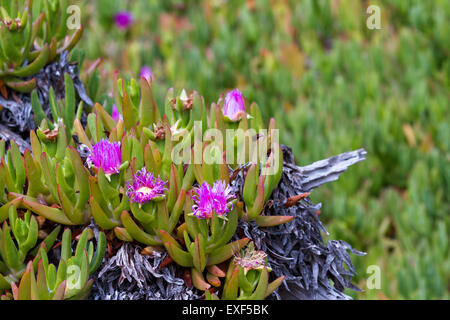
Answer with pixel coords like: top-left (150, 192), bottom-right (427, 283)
top-left (76, 0), bottom-right (449, 299)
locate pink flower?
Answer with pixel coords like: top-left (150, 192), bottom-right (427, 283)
top-left (140, 66), bottom-right (154, 82)
top-left (211, 181), bottom-right (234, 215)
top-left (112, 104), bottom-right (120, 122)
top-left (87, 140), bottom-right (122, 175)
top-left (115, 11), bottom-right (133, 30)
top-left (126, 168), bottom-right (167, 204)
top-left (224, 89), bottom-right (246, 121)
top-left (192, 181), bottom-right (234, 219)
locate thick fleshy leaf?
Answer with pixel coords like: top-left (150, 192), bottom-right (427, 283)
top-left (51, 280), bottom-right (66, 300)
top-left (238, 267), bottom-right (255, 294)
top-left (57, 24), bottom-right (83, 55)
top-left (23, 149), bottom-right (44, 197)
top-left (60, 229), bottom-right (72, 262)
top-left (263, 143), bottom-right (283, 203)
top-left (191, 268), bottom-right (210, 291)
top-left (73, 119), bottom-right (92, 148)
top-left (129, 200), bottom-right (155, 225)
top-left (9, 45), bottom-right (49, 78)
top-left (168, 190), bottom-right (186, 233)
top-left (122, 90), bottom-right (137, 131)
top-left (207, 238), bottom-right (250, 266)
top-left (264, 276), bottom-right (285, 298)
top-left (114, 227), bottom-right (133, 242)
top-left (192, 234), bottom-right (206, 272)
top-left (7, 140), bottom-right (26, 192)
top-left (222, 266), bottom-right (239, 300)
top-left (255, 215), bottom-right (294, 227)
top-left (39, 152), bottom-right (58, 201)
top-left (247, 267), bottom-right (269, 300)
top-left (88, 231), bottom-right (106, 274)
top-left (0, 197), bottom-right (23, 223)
top-left (243, 164), bottom-right (258, 207)
top-left (166, 164), bottom-right (179, 212)
top-left (120, 211), bottom-right (162, 246)
top-left (138, 77), bottom-right (160, 130)
top-left (4, 77), bottom-right (37, 92)
top-left (15, 261), bottom-right (34, 300)
top-left (19, 214), bottom-right (38, 255)
top-left (63, 74), bottom-right (76, 136)
top-left (74, 229), bottom-right (90, 260)
top-left (207, 264), bottom-right (226, 278)
top-left (181, 163), bottom-right (195, 191)
top-left (158, 229), bottom-right (181, 249)
top-left (247, 175), bottom-right (265, 219)
top-left (89, 196), bottom-right (119, 230)
top-left (0, 274), bottom-right (11, 290)
top-left (57, 185), bottom-right (86, 225)
top-left (94, 103), bottom-right (116, 132)
top-left (23, 199), bottom-right (75, 225)
top-left (206, 272), bottom-right (221, 287)
top-left (208, 204), bottom-right (239, 250)
top-left (35, 261), bottom-right (49, 300)
top-left (1, 222), bottom-right (20, 270)
top-left (163, 242), bottom-right (193, 267)
top-left (30, 89), bottom-right (49, 128)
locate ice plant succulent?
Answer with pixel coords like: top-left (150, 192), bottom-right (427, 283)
top-left (87, 140), bottom-right (122, 175)
top-left (192, 181), bottom-right (234, 219)
top-left (223, 89), bottom-right (246, 121)
top-left (219, 257), bottom-right (284, 300)
top-left (8, 228), bottom-right (106, 300)
top-left (0, 0), bottom-right (83, 93)
top-left (126, 168), bottom-right (168, 205)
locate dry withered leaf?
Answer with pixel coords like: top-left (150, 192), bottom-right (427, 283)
top-left (284, 192), bottom-right (311, 207)
top-left (42, 128), bottom-right (59, 141)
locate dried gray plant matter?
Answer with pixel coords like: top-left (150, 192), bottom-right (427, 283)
top-left (89, 243), bottom-right (201, 300)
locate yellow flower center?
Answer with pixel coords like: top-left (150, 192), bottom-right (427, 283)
top-left (137, 187), bottom-right (153, 195)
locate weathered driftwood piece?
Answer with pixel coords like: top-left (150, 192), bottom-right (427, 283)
top-left (89, 243), bottom-right (201, 300)
top-left (0, 123), bottom-right (32, 153)
top-left (235, 146), bottom-right (367, 300)
top-left (285, 147), bottom-right (368, 192)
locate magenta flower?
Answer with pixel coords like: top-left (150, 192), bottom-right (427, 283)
top-left (114, 11), bottom-right (133, 30)
top-left (192, 181), bottom-right (235, 219)
top-left (87, 140), bottom-right (122, 175)
top-left (211, 181), bottom-right (234, 214)
top-left (140, 66), bottom-right (154, 82)
top-left (224, 89), bottom-right (246, 121)
top-left (126, 168), bottom-right (167, 204)
top-left (112, 104), bottom-right (121, 122)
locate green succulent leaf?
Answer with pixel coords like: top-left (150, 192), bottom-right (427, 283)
top-left (207, 238), bottom-right (250, 266)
